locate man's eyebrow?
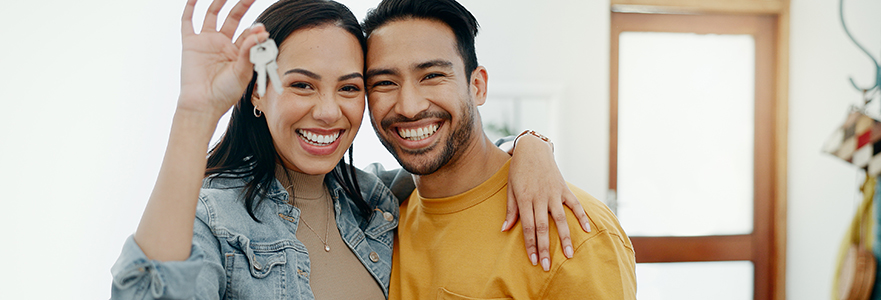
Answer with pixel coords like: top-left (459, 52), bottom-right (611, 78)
top-left (338, 72), bottom-right (363, 82)
top-left (365, 68), bottom-right (398, 79)
top-left (415, 60), bottom-right (453, 70)
top-left (284, 68), bottom-right (321, 80)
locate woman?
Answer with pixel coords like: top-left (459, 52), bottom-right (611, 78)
top-left (111, 0), bottom-right (586, 299)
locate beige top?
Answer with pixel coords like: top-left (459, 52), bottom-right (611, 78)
top-left (276, 166), bottom-right (385, 300)
top-left (389, 160), bottom-right (637, 299)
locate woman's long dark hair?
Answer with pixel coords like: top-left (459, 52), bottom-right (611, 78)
top-left (205, 0), bottom-right (371, 222)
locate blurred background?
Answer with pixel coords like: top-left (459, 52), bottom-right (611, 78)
top-left (0, 0), bottom-right (878, 299)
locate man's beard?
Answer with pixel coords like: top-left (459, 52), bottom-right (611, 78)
top-left (374, 101), bottom-right (476, 175)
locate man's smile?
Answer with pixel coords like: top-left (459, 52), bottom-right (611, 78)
top-left (397, 122), bottom-right (440, 141)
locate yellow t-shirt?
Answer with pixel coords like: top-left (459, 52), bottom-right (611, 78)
top-left (389, 160), bottom-right (637, 299)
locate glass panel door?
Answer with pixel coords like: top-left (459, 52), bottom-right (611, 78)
top-left (617, 32), bottom-right (756, 237)
top-left (637, 261), bottom-right (754, 300)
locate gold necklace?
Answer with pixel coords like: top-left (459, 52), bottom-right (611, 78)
top-left (293, 187), bottom-right (332, 252)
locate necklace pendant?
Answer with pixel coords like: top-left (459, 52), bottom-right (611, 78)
top-left (324, 245), bottom-right (331, 252)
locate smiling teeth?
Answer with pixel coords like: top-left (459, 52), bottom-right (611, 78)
top-left (398, 124), bottom-right (439, 141)
top-left (297, 130), bottom-right (340, 145)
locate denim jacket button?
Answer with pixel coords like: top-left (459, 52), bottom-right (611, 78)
top-left (382, 212), bottom-right (394, 222)
top-left (369, 251), bottom-right (380, 263)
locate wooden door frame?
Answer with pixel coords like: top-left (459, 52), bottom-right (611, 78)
top-left (609, 6), bottom-right (789, 300)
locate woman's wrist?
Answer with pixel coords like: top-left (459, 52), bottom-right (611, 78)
top-left (512, 130), bottom-right (553, 153)
top-left (175, 94), bottom-right (229, 123)
top-left (172, 102), bottom-right (225, 140)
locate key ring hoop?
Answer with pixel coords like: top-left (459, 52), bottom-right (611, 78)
top-left (253, 35), bottom-right (265, 51)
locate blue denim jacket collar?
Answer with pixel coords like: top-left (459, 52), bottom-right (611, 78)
top-left (112, 167), bottom-right (398, 300)
top-left (204, 169), bottom-right (398, 290)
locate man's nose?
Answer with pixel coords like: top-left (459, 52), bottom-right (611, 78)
top-left (394, 82), bottom-right (430, 119)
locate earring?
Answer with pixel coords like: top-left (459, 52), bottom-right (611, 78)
top-left (253, 106), bottom-right (263, 118)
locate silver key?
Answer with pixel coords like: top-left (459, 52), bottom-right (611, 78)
top-left (250, 38), bottom-right (284, 97)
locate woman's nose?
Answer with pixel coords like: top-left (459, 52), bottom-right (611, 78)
top-left (312, 93), bottom-right (343, 125)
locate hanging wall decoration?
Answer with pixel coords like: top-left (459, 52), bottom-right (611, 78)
top-left (827, 1), bottom-right (881, 299)
top-left (824, 111), bottom-right (881, 177)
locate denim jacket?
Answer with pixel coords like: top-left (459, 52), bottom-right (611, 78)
top-left (111, 167), bottom-right (400, 300)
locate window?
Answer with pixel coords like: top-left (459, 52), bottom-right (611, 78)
top-left (610, 12), bottom-right (785, 300)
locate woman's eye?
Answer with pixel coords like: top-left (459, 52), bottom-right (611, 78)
top-left (290, 82), bottom-right (313, 90)
top-left (340, 85), bottom-right (362, 92)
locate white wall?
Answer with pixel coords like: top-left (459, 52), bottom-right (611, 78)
top-left (0, 0), bottom-right (875, 299)
top-left (788, 0), bottom-right (881, 299)
top-left (464, 0), bottom-right (611, 202)
top-left (0, 1), bottom-right (608, 299)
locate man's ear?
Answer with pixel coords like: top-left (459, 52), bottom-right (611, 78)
top-left (470, 66), bottom-right (488, 106)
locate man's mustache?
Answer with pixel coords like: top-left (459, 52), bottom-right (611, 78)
top-left (380, 111), bottom-right (452, 130)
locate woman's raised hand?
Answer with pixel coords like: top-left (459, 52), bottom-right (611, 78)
top-left (178, 0), bottom-right (267, 118)
top-left (133, 0), bottom-right (267, 262)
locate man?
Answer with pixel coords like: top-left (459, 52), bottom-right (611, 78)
top-left (362, 0), bottom-right (637, 298)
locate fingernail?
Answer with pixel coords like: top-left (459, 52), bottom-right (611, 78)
top-left (530, 253), bottom-right (538, 266)
top-left (565, 246), bottom-right (574, 258)
top-left (501, 221), bottom-right (508, 232)
top-left (583, 222), bottom-right (592, 232)
top-left (251, 22), bottom-right (263, 29)
top-left (541, 258), bottom-right (550, 271)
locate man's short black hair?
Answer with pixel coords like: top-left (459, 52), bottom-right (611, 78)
top-left (362, 0), bottom-right (480, 78)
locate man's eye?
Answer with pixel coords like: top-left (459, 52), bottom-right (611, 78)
top-left (423, 73), bottom-right (443, 80)
top-left (290, 82), bottom-right (313, 89)
top-left (371, 81), bottom-right (395, 88)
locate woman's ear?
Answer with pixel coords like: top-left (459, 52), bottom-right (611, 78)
top-left (470, 66), bottom-right (488, 106)
top-left (250, 90), bottom-right (267, 118)
top-left (251, 91), bottom-right (263, 112)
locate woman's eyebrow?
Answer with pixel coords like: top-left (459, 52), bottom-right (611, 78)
top-left (284, 68), bottom-right (321, 80)
top-left (338, 72), bottom-right (363, 82)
